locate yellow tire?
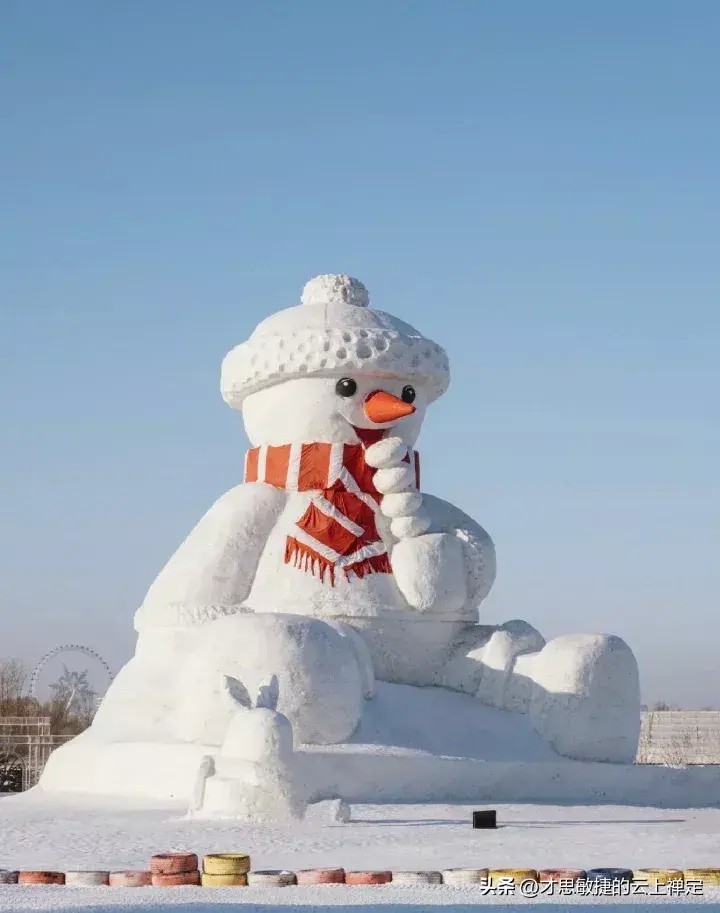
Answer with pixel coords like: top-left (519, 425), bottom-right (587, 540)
top-left (201, 872), bottom-right (248, 887)
top-left (684, 869), bottom-right (720, 887)
top-left (489, 868), bottom-right (538, 884)
top-left (634, 869), bottom-right (683, 886)
top-left (202, 854), bottom-right (251, 876)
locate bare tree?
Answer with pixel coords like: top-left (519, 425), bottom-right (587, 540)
top-left (654, 725), bottom-right (698, 767)
top-left (0, 659), bottom-right (31, 716)
top-left (0, 656), bottom-right (96, 735)
top-left (0, 747), bottom-right (25, 792)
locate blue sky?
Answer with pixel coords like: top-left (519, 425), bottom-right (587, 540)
top-left (2, 1), bottom-right (718, 706)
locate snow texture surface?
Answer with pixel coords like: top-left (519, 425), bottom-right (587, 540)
top-left (0, 792), bottom-right (719, 909)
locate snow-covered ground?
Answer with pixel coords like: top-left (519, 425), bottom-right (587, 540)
top-left (3, 886), bottom-right (720, 913)
top-left (1, 790), bottom-right (719, 910)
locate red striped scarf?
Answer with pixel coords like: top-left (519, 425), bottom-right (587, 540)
top-left (245, 442), bottom-right (420, 586)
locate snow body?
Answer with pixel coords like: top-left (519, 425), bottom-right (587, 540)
top-left (40, 275), bottom-right (641, 810)
top-left (135, 375), bottom-right (495, 683)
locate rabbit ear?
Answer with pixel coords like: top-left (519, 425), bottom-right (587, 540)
top-left (221, 674), bottom-right (252, 710)
top-left (255, 674), bottom-right (279, 711)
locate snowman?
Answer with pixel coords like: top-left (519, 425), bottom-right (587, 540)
top-left (42, 275), bottom-right (640, 800)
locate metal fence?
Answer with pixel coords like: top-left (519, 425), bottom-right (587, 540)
top-left (0, 718), bottom-right (73, 790)
top-left (637, 711), bottom-right (720, 765)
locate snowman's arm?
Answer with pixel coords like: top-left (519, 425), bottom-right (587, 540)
top-left (391, 493), bottom-right (496, 616)
top-left (134, 483), bottom-right (287, 631)
top-left (421, 493), bottom-right (497, 607)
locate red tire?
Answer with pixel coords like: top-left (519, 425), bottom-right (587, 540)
top-left (538, 869), bottom-right (586, 882)
top-left (296, 868), bottom-right (345, 884)
top-left (152, 870), bottom-right (201, 887)
top-left (150, 853), bottom-right (198, 875)
top-left (18, 871), bottom-right (65, 885)
top-left (109, 870), bottom-right (152, 887)
top-left (346, 870), bottom-right (392, 885)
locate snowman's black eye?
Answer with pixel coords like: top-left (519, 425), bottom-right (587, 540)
top-left (336, 378), bottom-right (358, 398)
top-left (401, 385), bottom-right (416, 404)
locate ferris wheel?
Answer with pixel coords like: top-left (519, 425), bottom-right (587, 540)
top-left (29, 644), bottom-right (114, 713)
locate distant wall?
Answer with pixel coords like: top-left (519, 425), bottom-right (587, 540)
top-left (637, 711), bottom-right (720, 765)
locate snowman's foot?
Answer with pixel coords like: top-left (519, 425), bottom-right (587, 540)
top-left (437, 623), bottom-right (640, 763)
top-left (514, 634), bottom-right (641, 763)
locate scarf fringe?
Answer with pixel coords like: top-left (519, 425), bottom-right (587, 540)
top-left (285, 537), bottom-right (391, 588)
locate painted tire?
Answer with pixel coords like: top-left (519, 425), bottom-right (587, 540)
top-left (684, 869), bottom-right (720, 887)
top-left (202, 853), bottom-right (251, 876)
top-left (247, 870), bottom-right (297, 886)
top-left (634, 869), bottom-right (684, 886)
top-left (586, 868), bottom-right (634, 882)
top-left (391, 871), bottom-right (443, 885)
top-left (150, 852), bottom-right (198, 875)
top-left (296, 868), bottom-right (345, 885)
top-left (0, 870), bottom-right (19, 884)
top-left (345, 870), bottom-right (392, 885)
top-left (442, 868), bottom-right (489, 885)
top-left (65, 870), bottom-right (110, 886)
top-left (201, 873), bottom-right (248, 887)
top-left (152, 870), bottom-right (201, 887)
top-left (538, 869), bottom-right (586, 883)
top-left (109, 870), bottom-right (152, 887)
top-left (18, 871), bottom-right (65, 885)
top-left (489, 868), bottom-right (538, 884)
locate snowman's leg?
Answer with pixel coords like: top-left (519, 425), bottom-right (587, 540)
top-left (322, 620), bottom-right (376, 699)
top-left (177, 613), bottom-right (366, 747)
top-left (440, 625), bottom-right (641, 763)
top-left (436, 620), bottom-right (545, 710)
top-left (514, 634), bottom-right (641, 763)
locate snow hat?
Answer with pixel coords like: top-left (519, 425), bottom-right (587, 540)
top-left (221, 274), bottom-right (450, 410)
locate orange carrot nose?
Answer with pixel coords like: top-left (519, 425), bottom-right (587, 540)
top-left (364, 390), bottom-right (416, 424)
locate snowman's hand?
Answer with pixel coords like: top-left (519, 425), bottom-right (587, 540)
top-left (389, 511), bottom-right (431, 539)
top-left (374, 477), bottom-right (430, 538)
top-left (381, 491), bottom-right (422, 517)
top-left (373, 464), bottom-right (416, 495)
top-left (364, 437), bottom-right (408, 469)
top-left (392, 533), bottom-right (469, 613)
top-left (381, 490), bottom-right (430, 538)
top-left (365, 437), bottom-right (428, 537)
top-left (366, 437), bottom-right (416, 497)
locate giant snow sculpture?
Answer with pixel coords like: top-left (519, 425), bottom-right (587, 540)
top-left (41, 275), bottom-right (640, 813)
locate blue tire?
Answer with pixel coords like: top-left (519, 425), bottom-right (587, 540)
top-left (586, 868), bottom-right (634, 882)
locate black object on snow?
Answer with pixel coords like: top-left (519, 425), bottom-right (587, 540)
top-left (472, 809), bottom-right (497, 829)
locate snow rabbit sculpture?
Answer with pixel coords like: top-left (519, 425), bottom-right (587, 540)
top-left (189, 674), bottom-right (307, 821)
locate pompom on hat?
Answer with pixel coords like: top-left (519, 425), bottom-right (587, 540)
top-left (221, 274), bottom-right (450, 410)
